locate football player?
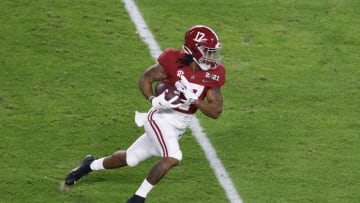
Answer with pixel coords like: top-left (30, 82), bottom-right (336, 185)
top-left (64, 25), bottom-right (226, 203)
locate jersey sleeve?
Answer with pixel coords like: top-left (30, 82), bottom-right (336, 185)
top-left (157, 48), bottom-right (178, 76)
top-left (207, 65), bottom-right (226, 89)
top-left (216, 65), bottom-right (226, 88)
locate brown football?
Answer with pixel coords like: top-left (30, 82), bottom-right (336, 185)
top-left (155, 82), bottom-right (181, 104)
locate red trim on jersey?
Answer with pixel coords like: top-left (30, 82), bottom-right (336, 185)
top-left (147, 110), bottom-right (168, 157)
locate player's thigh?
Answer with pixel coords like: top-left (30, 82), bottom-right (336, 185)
top-left (144, 117), bottom-right (183, 161)
top-left (126, 133), bottom-right (159, 167)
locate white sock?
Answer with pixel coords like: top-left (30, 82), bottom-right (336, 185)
top-left (90, 158), bottom-right (105, 170)
top-left (135, 179), bottom-right (154, 198)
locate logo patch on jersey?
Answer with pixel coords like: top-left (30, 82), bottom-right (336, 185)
top-left (205, 72), bottom-right (220, 81)
top-left (177, 70), bottom-right (184, 78)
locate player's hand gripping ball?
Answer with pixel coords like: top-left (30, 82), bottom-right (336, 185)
top-left (155, 82), bottom-right (181, 104)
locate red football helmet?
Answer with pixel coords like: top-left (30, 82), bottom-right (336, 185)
top-left (183, 25), bottom-right (222, 71)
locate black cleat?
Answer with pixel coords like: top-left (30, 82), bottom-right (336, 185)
top-left (126, 194), bottom-right (145, 203)
top-left (65, 155), bottom-right (95, 185)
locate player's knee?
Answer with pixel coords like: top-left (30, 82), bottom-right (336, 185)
top-left (170, 150), bottom-right (182, 162)
top-left (126, 151), bottom-right (140, 167)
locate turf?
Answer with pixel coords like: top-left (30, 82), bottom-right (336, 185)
top-left (1, 0), bottom-right (359, 202)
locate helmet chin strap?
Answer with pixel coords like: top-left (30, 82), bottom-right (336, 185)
top-left (199, 63), bottom-right (211, 71)
top-left (192, 57), bottom-right (211, 71)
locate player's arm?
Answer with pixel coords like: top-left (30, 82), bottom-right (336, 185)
top-left (138, 63), bottom-right (168, 101)
top-left (195, 87), bottom-right (223, 119)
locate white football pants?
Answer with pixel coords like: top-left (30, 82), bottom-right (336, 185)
top-left (126, 108), bottom-right (194, 167)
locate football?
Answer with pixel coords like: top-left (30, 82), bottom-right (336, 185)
top-left (155, 82), bottom-right (181, 104)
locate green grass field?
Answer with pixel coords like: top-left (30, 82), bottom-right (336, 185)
top-left (1, 0), bottom-right (359, 202)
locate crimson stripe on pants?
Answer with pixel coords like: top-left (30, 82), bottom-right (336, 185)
top-left (148, 109), bottom-right (168, 157)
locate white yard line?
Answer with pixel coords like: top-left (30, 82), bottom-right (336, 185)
top-left (189, 117), bottom-right (243, 203)
top-left (122, 0), bottom-right (162, 59)
top-left (122, 0), bottom-right (243, 202)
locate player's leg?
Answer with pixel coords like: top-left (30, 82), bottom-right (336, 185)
top-left (92, 132), bottom-right (158, 170)
top-left (127, 111), bottom-right (183, 202)
top-left (89, 150), bottom-right (127, 170)
top-left (64, 133), bottom-right (157, 186)
top-left (146, 157), bottom-right (179, 185)
top-left (65, 152), bottom-right (128, 185)
top-left (126, 157), bottom-right (179, 203)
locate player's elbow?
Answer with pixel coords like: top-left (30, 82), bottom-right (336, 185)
top-left (198, 100), bottom-right (223, 119)
top-left (138, 75), bottom-right (148, 88)
top-left (210, 108), bottom-right (222, 119)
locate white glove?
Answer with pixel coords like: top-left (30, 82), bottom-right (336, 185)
top-left (175, 74), bottom-right (191, 90)
top-left (181, 89), bottom-right (198, 105)
top-left (175, 75), bottom-right (199, 105)
top-left (151, 90), bottom-right (182, 110)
